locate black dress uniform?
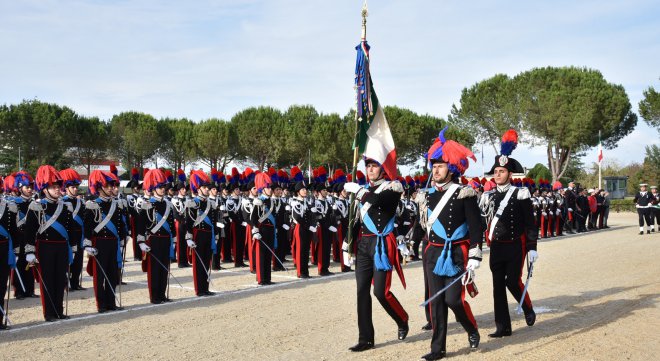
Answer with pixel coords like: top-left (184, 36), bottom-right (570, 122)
top-left (333, 194), bottom-right (351, 272)
top-left (185, 195), bottom-right (219, 296)
top-left (564, 187), bottom-right (578, 233)
top-left (62, 195), bottom-right (85, 290)
top-left (272, 196), bottom-right (289, 270)
top-left (172, 194), bottom-right (190, 267)
top-left (0, 197), bottom-right (18, 327)
top-left (291, 195), bottom-right (315, 278)
top-left (634, 189), bottom-right (654, 234)
top-left (481, 184), bottom-right (538, 335)
top-left (126, 193), bottom-right (143, 261)
top-left (13, 195), bottom-right (36, 299)
top-left (226, 194), bottom-right (246, 267)
top-left (25, 198), bottom-right (75, 321)
top-left (352, 179), bottom-right (409, 347)
top-left (84, 196), bottom-right (127, 312)
top-left (136, 196), bottom-right (176, 303)
top-left (246, 196), bottom-right (276, 285)
top-left (314, 194), bottom-right (334, 276)
top-left (420, 182), bottom-right (483, 355)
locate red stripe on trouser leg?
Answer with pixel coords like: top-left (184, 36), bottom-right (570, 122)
top-left (174, 220), bottom-right (180, 263)
top-left (230, 222), bottom-right (236, 259)
top-left (556, 215), bottom-right (562, 235)
top-left (519, 241), bottom-right (533, 309)
top-left (459, 243), bottom-right (478, 329)
top-left (294, 225), bottom-right (301, 277)
top-left (383, 269), bottom-right (409, 322)
top-left (246, 225), bottom-right (254, 272)
top-left (192, 230), bottom-right (199, 295)
top-left (255, 242), bottom-right (261, 284)
top-left (146, 239), bottom-right (152, 301)
top-left (36, 257), bottom-right (47, 318)
top-left (424, 242), bottom-right (434, 330)
top-left (317, 231), bottom-right (323, 274)
top-left (540, 216), bottom-right (546, 238)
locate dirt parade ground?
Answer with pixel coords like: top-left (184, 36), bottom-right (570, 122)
top-left (1, 212), bottom-right (658, 360)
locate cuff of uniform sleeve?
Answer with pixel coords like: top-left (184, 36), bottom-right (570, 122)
top-left (25, 245), bottom-right (36, 253)
top-left (468, 246), bottom-right (482, 260)
top-left (251, 227), bottom-right (260, 234)
top-left (137, 235), bottom-right (146, 243)
top-left (185, 232), bottom-right (192, 240)
top-left (83, 238), bottom-right (93, 248)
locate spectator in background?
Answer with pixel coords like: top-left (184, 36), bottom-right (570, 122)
top-left (602, 191), bottom-right (611, 228)
top-left (576, 188), bottom-right (589, 233)
top-left (596, 189), bottom-right (605, 229)
top-left (587, 189), bottom-right (598, 230)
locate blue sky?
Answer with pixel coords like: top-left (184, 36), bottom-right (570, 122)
top-left (1, 0), bottom-right (658, 174)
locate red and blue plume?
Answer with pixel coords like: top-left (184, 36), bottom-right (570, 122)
top-left (426, 126), bottom-right (448, 165)
top-left (356, 170), bottom-right (366, 186)
top-left (552, 180), bottom-right (563, 191)
top-left (14, 171), bottom-right (33, 189)
top-left (211, 168), bottom-right (220, 183)
top-left (143, 168), bottom-right (150, 178)
top-left (469, 177), bottom-right (481, 190)
top-left (346, 174), bottom-right (353, 182)
top-left (255, 172), bottom-right (272, 192)
top-left (88, 170), bottom-right (115, 195)
top-left (3, 174), bottom-right (16, 193)
top-left (405, 176), bottom-right (415, 188)
top-left (143, 169), bottom-right (167, 192)
top-left (165, 170), bottom-right (174, 184)
top-left (500, 129), bottom-right (518, 156)
top-left (312, 168), bottom-right (319, 182)
top-left (217, 172), bottom-right (226, 184)
top-left (277, 169), bottom-right (289, 184)
top-left (59, 168), bottom-right (82, 187)
top-left (426, 126), bottom-right (476, 175)
top-left (316, 166), bottom-right (327, 183)
top-left (131, 167), bottom-right (139, 181)
top-left (189, 170), bottom-right (210, 192)
top-left (177, 169), bottom-right (186, 183)
top-left (243, 167), bottom-right (255, 182)
top-left (35, 165), bottom-right (62, 192)
top-left (231, 167), bottom-right (239, 179)
top-left (110, 163), bottom-right (118, 176)
top-left (333, 169), bottom-right (347, 184)
top-left (291, 166), bottom-right (303, 182)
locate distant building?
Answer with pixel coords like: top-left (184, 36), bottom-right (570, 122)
top-left (603, 176), bottom-right (628, 199)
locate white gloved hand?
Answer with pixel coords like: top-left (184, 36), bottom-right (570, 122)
top-left (72, 245), bottom-right (78, 253)
top-left (542, 212), bottom-right (547, 217)
top-left (568, 208), bottom-right (573, 212)
top-left (187, 239), bottom-right (197, 248)
top-left (328, 226), bottom-right (337, 233)
top-left (220, 205), bottom-right (226, 211)
top-left (85, 247), bottom-right (98, 256)
top-left (282, 224), bottom-right (290, 231)
top-left (343, 182), bottom-right (361, 194)
top-left (309, 226), bottom-right (317, 233)
top-left (332, 204), bottom-right (337, 210)
top-left (253, 232), bottom-right (262, 240)
top-left (397, 242), bottom-right (410, 257)
top-left (556, 210), bottom-right (561, 216)
top-left (139, 243), bottom-right (151, 253)
top-left (26, 253), bottom-right (37, 264)
top-left (285, 205), bottom-right (291, 211)
top-left (527, 250), bottom-right (538, 263)
top-left (253, 198), bottom-right (263, 207)
top-left (241, 222), bottom-right (248, 227)
top-left (466, 259), bottom-right (481, 270)
top-left (310, 207), bottom-right (318, 213)
top-left (462, 269), bottom-right (476, 285)
top-left (342, 242), bottom-right (354, 267)
top-left (396, 235), bottom-right (405, 244)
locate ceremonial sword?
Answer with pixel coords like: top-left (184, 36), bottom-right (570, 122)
top-left (516, 259), bottom-right (534, 315)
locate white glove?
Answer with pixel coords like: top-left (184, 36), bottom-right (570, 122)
top-left (26, 253), bottom-right (37, 264)
top-left (344, 182), bottom-right (361, 194)
top-left (396, 235), bottom-right (405, 244)
top-left (332, 204), bottom-right (338, 210)
top-left (462, 269), bottom-right (476, 285)
top-left (309, 226), bottom-right (317, 233)
top-left (253, 198), bottom-right (263, 206)
top-left (556, 210), bottom-right (561, 216)
top-left (466, 259), bottom-right (481, 270)
top-left (397, 242), bottom-right (410, 257)
top-left (282, 224), bottom-right (290, 231)
top-left (241, 222), bottom-right (248, 227)
top-left (568, 208), bottom-right (573, 212)
top-left (285, 205), bottom-right (291, 211)
top-left (217, 222), bottom-right (225, 229)
top-left (215, 234), bottom-right (219, 241)
top-left (187, 239), bottom-right (197, 248)
top-left (542, 212), bottom-right (547, 217)
top-left (220, 205), bottom-right (226, 211)
top-left (85, 247), bottom-right (98, 256)
top-left (527, 250), bottom-right (538, 263)
top-left (253, 232), bottom-right (262, 240)
top-left (72, 245), bottom-right (78, 253)
top-left (139, 243), bottom-right (151, 252)
top-left (310, 207), bottom-right (318, 213)
top-left (328, 226), bottom-right (337, 233)
top-left (342, 242), bottom-right (354, 267)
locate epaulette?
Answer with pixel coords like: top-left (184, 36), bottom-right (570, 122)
top-left (387, 180), bottom-right (404, 193)
top-left (185, 199), bottom-right (199, 208)
top-left (7, 202), bottom-right (17, 213)
top-left (29, 201), bottom-right (43, 212)
top-left (65, 202), bottom-right (74, 213)
top-left (457, 186), bottom-right (477, 199)
top-left (141, 201), bottom-right (153, 210)
top-left (85, 201), bottom-right (100, 210)
top-left (517, 187), bottom-right (531, 200)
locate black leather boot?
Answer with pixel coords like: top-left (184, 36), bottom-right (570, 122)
top-left (348, 342), bottom-right (374, 352)
top-left (468, 331), bottom-right (480, 349)
top-left (398, 322), bottom-right (409, 340)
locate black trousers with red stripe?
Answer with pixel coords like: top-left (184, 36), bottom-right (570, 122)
top-left (0, 241), bottom-right (9, 315)
top-left (355, 235), bottom-right (408, 344)
top-left (424, 242), bottom-right (477, 354)
top-left (192, 229), bottom-right (212, 295)
top-left (147, 235), bottom-right (170, 302)
top-left (175, 220), bottom-right (189, 266)
top-left (294, 225), bottom-right (312, 278)
top-left (36, 240), bottom-right (69, 319)
top-left (421, 237), bottom-right (431, 324)
top-left (92, 237), bottom-right (119, 311)
top-left (317, 228), bottom-right (332, 274)
top-left (489, 241), bottom-right (533, 331)
top-left (255, 226), bottom-right (274, 284)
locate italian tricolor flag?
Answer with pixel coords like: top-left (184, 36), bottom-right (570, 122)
top-left (353, 40), bottom-right (398, 180)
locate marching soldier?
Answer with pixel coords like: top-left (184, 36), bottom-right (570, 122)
top-left (136, 169), bottom-right (176, 304)
top-left (185, 170), bottom-right (218, 296)
top-left (290, 167), bottom-right (315, 279)
top-left (226, 171), bottom-right (247, 268)
top-left (480, 130), bottom-right (538, 338)
top-left (272, 171), bottom-right (290, 270)
top-left (634, 183), bottom-right (654, 234)
top-left (344, 158), bottom-right (409, 352)
top-left (0, 182), bottom-right (18, 329)
top-left (314, 182), bottom-right (335, 276)
top-left (332, 172), bottom-right (352, 272)
top-left (26, 165), bottom-right (76, 321)
top-left (59, 168), bottom-right (86, 291)
top-left (245, 172), bottom-right (277, 285)
top-left (415, 129), bottom-right (483, 360)
top-left (84, 170), bottom-right (128, 313)
top-left (13, 171), bottom-right (37, 300)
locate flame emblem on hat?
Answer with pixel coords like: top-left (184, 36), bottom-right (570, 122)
top-left (498, 155), bottom-right (509, 167)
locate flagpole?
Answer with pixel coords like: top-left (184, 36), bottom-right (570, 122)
top-left (598, 130), bottom-right (602, 190)
top-left (346, 2), bottom-right (368, 256)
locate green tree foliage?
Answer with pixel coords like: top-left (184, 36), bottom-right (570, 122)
top-left (159, 118), bottom-right (197, 170)
top-left (514, 67), bottom-right (637, 181)
top-left (639, 86), bottom-right (660, 132)
top-left (109, 111), bottom-right (160, 168)
top-left (281, 105), bottom-right (317, 166)
top-left (309, 112), bottom-right (354, 172)
top-left (231, 106), bottom-right (284, 170)
top-left (526, 163), bottom-right (553, 186)
top-left (194, 118), bottom-right (237, 170)
top-left (67, 116), bottom-right (110, 175)
top-left (449, 74), bottom-right (519, 153)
